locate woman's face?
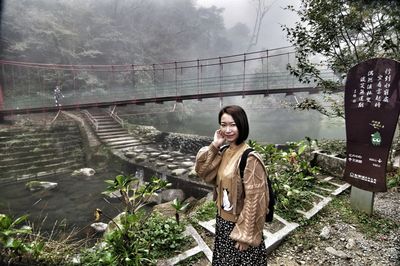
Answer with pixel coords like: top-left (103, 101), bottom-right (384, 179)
top-left (220, 113), bottom-right (239, 144)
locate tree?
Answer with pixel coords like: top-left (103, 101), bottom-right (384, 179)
top-left (283, 0), bottom-right (400, 118)
top-left (0, 0), bottom-right (232, 64)
top-left (247, 0), bottom-right (276, 51)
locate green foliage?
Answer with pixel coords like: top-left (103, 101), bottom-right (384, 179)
top-left (317, 139), bottom-right (346, 157)
top-left (80, 174), bottom-right (187, 265)
top-left (143, 213), bottom-right (188, 257)
top-left (2, 0), bottom-right (235, 65)
top-left (103, 174), bottom-right (170, 214)
top-left (387, 172), bottom-right (400, 189)
top-left (190, 201), bottom-right (217, 223)
top-left (248, 139), bottom-right (320, 221)
top-left (284, 0), bottom-right (400, 118)
top-left (0, 212), bottom-right (89, 265)
top-left (0, 214), bottom-right (33, 255)
top-left (80, 212), bottom-right (188, 266)
top-left (171, 198), bottom-right (190, 225)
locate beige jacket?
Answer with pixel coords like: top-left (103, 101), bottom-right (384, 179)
top-left (195, 143), bottom-right (269, 247)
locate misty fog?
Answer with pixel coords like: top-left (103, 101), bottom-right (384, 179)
top-left (0, 0), bottom-right (344, 143)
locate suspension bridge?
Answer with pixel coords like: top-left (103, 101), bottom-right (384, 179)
top-left (0, 47), bottom-right (340, 117)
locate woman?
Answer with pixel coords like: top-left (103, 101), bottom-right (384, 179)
top-left (195, 105), bottom-right (269, 265)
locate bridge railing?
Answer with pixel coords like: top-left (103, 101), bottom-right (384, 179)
top-left (0, 47), bottom-right (341, 112)
top-left (81, 109), bottom-right (99, 131)
top-left (108, 106), bottom-right (124, 128)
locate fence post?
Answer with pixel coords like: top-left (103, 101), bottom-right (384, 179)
top-left (0, 84), bottom-right (3, 122)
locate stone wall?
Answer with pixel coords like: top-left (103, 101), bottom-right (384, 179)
top-left (312, 151), bottom-right (346, 178)
top-left (129, 124), bottom-right (212, 155)
top-left (160, 132), bottom-right (212, 155)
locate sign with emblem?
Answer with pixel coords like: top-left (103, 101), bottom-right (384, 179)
top-left (344, 58), bottom-right (400, 192)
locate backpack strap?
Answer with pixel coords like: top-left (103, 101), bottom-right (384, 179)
top-left (219, 144), bottom-right (230, 153)
top-left (239, 148), bottom-right (254, 179)
top-left (239, 147), bottom-right (275, 223)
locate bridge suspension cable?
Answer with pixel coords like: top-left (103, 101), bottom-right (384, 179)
top-left (0, 46), bottom-right (338, 115)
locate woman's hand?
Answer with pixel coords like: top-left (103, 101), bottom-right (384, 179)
top-left (212, 129), bottom-right (225, 148)
top-left (235, 241), bottom-right (249, 251)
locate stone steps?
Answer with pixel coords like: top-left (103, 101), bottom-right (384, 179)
top-left (109, 142), bottom-right (143, 150)
top-left (97, 124), bottom-right (121, 130)
top-left (97, 128), bottom-right (127, 134)
top-left (0, 137), bottom-right (82, 149)
top-left (97, 132), bottom-right (131, 138)
top-left (83, 110), bottom-right (142, 151)
top-left (0, 143), bottom-right (81, 160)
top-left (0, 139), bottom-right (81, 156)
top-left (0, 163), bottom-right (83, 184)
top-left (0, 159), bottom-right (83, 181)
top-left (103, 138), bottom-right (141, 145)
top-left (0, 132), bottom-right (80, 141)
top-left (0, 149), bottom-right (82, 165)
top-left (0, 125), bottom-right (78, 137)
top-left (82, 110), bottom-right (199, 178)
top-left (0, 124), bottom-right (85, 182)
top-left (0, 156), bottom-right (82, 172)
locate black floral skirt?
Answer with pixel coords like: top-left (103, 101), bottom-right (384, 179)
top-left (212, 215), bottom-right (267, 266)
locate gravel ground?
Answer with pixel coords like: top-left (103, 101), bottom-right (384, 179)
top-left (268, 191), bottom-right (400, 266)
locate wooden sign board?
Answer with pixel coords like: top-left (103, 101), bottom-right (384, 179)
top-left (344, 58), bottom-right (400, 192)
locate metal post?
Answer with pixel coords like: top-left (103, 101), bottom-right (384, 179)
top-left (0, 83), bottom-right (4, 114)
top-left (242, 54), bottom-right (246, 96)
top-left (175, 62), bottom-right (178, 97)
top-left (131, 64), bottom-right (135, 91)
top-left (219, 57), bottom-right (222, 97)
top-left (200, 64), bottom-right (203, 101)
top-left (152, 63), bottom-right (156, 88)
top-left (197, 59), bottom-right (200, 96)
top-left (266, 50), bottom-right (269, 90)
top-left (287, 52), bottom-right (290, 89)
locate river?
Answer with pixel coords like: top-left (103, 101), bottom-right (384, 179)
top-left (122, 95), bottom-right (346, 144)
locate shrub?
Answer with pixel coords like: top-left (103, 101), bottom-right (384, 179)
top-left (80, 212), bottom-right (188, 265)
top-left (80, 174), bottom-right (188, 265)
top-left (248, 139), bottom-right (320, 221)
top-left (317, 139), bottom-right (346, 157)
top-left (191, 200), bottom-right (217, 223)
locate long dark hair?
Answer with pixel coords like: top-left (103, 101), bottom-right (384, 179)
top-left (218, 105), bottom-right (249, 145)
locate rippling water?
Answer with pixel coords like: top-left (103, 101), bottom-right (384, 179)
top-left (0, 170), bottom-right (122, 239)
top-left (126, 97), bottom-right (346, 144)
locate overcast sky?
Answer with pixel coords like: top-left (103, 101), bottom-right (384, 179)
top-left (196, 0), bottom-right (301, 49)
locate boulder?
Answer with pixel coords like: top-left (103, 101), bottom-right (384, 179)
top-left (325, 247), bottom-right (351, 259)
top-left (183, 196), bottom-right (198, 213)
top-left (159, 154), bottom-right (172, 160)
top-left (72, 168), bottom-right (96, 176)
top-left (105, 212), bottom-right (126, 235)
top-left (144, 193), bottom-right (162, 205)
top-left (167, 164), bottom-right (179, 170)
top-left (135, 154), bottom-right (148, 162)
top-left (320, 225), bottom-right (331, 240)
top-left (152, 201), bottom-right (176, 218)
top-left (124, 151), bottom-right (136, 158)
top-left (188, 169), bottom-right (198, 179)
top-left (25, 181), bottom-right (58, 192)
top-left (90, 222), bottom-right (108, 233)
top-left (171, 168), bottom-right (188, 176)
top-left (161, 189), bottom-right (185, 202)
top-left (180, 161), bottom-right (194, 167)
